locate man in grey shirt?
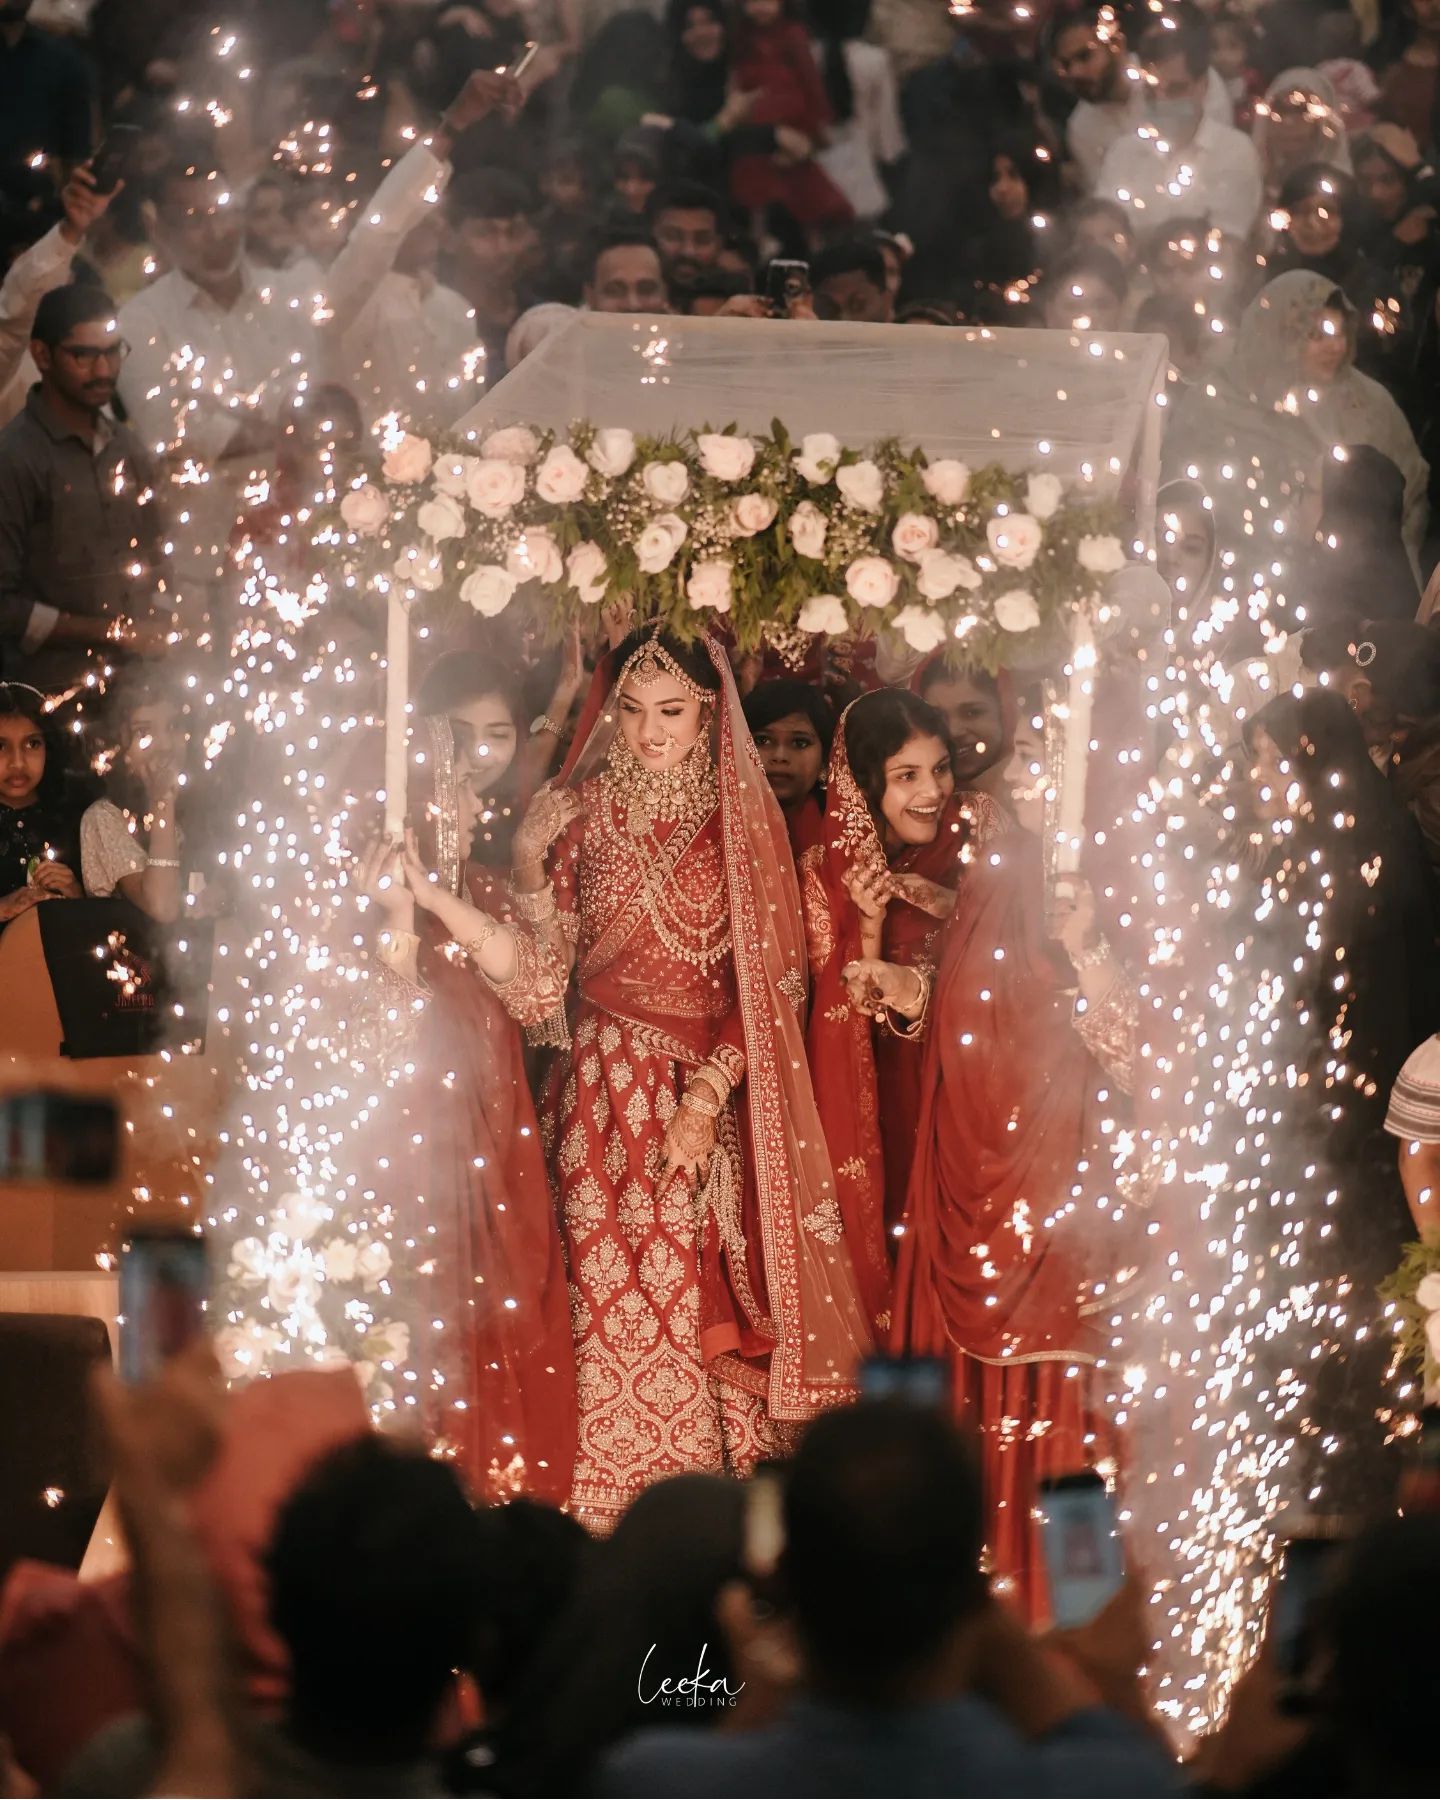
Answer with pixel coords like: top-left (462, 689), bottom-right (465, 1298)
top-left (0, 283), bottom-right (169, 696)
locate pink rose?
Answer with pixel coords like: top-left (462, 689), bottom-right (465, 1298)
top-left (730, 492), bottom-right (778, 537)
top-left (891, 511), bottom-right (940, 564)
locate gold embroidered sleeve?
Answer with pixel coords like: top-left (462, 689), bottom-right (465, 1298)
top-left (350, 952), bottom-right (428, 1073)
top-left (1073, 972), bottom-right (1137, 1095)
top-left (482, 920), bottom-right (571, 1038)
top-left (957, 790), bottom-right (1012, 858)
top-left (799, 843), bottom-right (835, 976)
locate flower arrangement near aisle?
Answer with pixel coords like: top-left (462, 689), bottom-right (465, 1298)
top-left (1380, 1233), bottom-right (1440, 1401)
top-left (324, 417), bottom-right (1128, 665)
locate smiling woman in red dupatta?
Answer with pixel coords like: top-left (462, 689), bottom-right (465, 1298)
top-left (886, 705), bottom-right (1135, 1621)
top-left (403, 628), bottom-right (871, 1533)
top-left (799, 689), bottom-right (1007, 1334)
top-left (362, 711), bottom-right (576, 1507)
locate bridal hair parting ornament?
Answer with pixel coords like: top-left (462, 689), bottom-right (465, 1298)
top-left (619, 630), bottom-right (713, 704)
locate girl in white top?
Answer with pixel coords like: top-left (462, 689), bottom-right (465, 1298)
top-left (813, 0), bottom-right (906, 223)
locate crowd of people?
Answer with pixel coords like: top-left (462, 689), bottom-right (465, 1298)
top-left (5, 0), bottom-right (1440, 1793)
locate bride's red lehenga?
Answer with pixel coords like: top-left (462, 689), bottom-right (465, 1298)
top-left (890, 829), bottom-right (1135, 1620)
top-left (489, 635), bottom-right (871, 1532)
top-left (377, 717), bottom-right (577, 1505)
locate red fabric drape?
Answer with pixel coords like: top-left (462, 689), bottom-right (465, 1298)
top-left (890, 831), bottom-right (1119, 1618)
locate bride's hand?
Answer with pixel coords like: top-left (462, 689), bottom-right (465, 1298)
top-left (357, 834), bottom-right (414, 927)
top-left (663, 1098), bottom-right (716, 1182)
top-left (513, 783), bottom-right (584, 868)
top-left (841, 957), bottom-right (923, 1020)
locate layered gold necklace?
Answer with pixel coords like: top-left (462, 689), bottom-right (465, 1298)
top-left (601, 736), bottom-right (730, 971)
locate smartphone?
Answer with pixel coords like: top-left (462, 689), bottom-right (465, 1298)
top-left (765, 258), bottom-right (811, 312)
top-left (741, 1464), bottom-right (787, 1612)
top-left (1037, 1470), bottom-right (1125, 1629)
top-left (857, 1353), bottom-right (949, 1408)
top-left (90, 123), bottom-right (143, 196)
top-left (1269, 1524), bottom-right (1350, 1706)
top-left (118, 1226), bottom-right (209, 1384)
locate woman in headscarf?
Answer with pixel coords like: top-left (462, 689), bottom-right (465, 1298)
top-left (1266, 163), bottom-right (1365, 285)
top-left (1166, 270), bottom-right (1429, 578)
top-left (402, 628), bottom-right (870, 1532)
top-left (1251, 67), bottom-right (1352, 206)
top-left (810, 0), bottom-right (905, 225)
top-left (960, 131), bottom-right (1059, 320)
top-left (884, 699), bottom-right (1135, 1620)
top-left (1349, 125), bottom-right (1440, 425)
top-left (361, 709), bottom-right (577, 1506)
top-left (799, 689), bottom-right (1007, 1331)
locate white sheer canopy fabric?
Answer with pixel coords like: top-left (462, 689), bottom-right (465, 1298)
top-left (455, 315), bottom-right (1169, 543)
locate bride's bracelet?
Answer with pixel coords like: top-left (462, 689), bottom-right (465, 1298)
top-left (683, 1064), bottom-right (731, 1118)
top-left (510, 881), bottom-right (557, 924)
top-left (459, 915), bottom-right (499, 960)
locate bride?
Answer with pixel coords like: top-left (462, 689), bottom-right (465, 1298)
top-left (403, 625), bottom-right (870, 1530)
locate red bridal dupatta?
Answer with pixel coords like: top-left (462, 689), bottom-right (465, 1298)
top-left (890, 828), bottom-right (1127, 1614)
top-left (800, 701), bottom-right (1006, 1332)
top-left (550, 637), bottom-right (872, 1423)
top-left (405, 716), bottom-right (577, 1503)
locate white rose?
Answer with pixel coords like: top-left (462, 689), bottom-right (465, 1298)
top-left (1026, 472), bottom-right (1064, 520)
top-left (687, 558), bottom-right (734, 613)
top-left (916, 547), bottom-right (982, 602)
top-left (370, 1319), bottom-right (412, 1366)
top-left (432, 452), bottom-right (479, 498)
top-left (894, 604), bottom-right (948, 654)
top-left (320, 1236), bottom-right (359, 1282)
top-left (465, 457), bottom-right (526, 519)
top-left (588, 427), bottom-right (635, 477)
top-left (845, 555), bottom-right (900, 609)
top-left (788, 500), bottom-right (828, 560)
top-left (994, 588), bottom-right (1042, 633)
top-left (730, 492), bottom-right (778, 537)
top-left (697, 431), bottom-right (757, 482)
top-left (227, 1237), bottom-right (268, 1285)
top-left (836, 458), bottom-right (884, 514)
top-left (891, 511), bottom-right (940, 564)
top-left (642, 459), bottom-right (690, 506)
top-left (1077, 534), bottom-right (1128, 574)
top-left (267, 1260), bottom-right (321, 1319)
top-left (416, 491), bottom-right (466, 542)
top-left (506, 528), bottom-right (563, 586)
top-left (270, 1190), bottom-right (327, 1243)
top-left (987, 512), bottom-right (1043, 570)
top-left (797, 592), bottom-right (849, 634)
top-left (567, 540), bottom-right (609, 605)
top-left (481, 425), bottom-right (540, 465)
top-left (1417, 1272), bottom-right (1440, 1313)
top-left (921, 459), bottom-right (971, 507)
top-left (357, 1239), bottom-right (393, 1290)
top-left (634, 512), bottom-right (687, 574)
top-left (214, 1324), bottom-right (280, 1380)
top-left (793, 432), bottom-right (841, 485)
top-left (393, 545), bottom-right (444, 592)
top-left (382, 431), bottom-right (432, 484)
top-left (339, 482), bottom-right (388, 537)
top-left (534, 443), bottom-right (589, 504)
top-left (460, 564), bottom-right (519, 616)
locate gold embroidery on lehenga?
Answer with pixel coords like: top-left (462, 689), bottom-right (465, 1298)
top-left (801, 1197), bottom-right (845, 1245)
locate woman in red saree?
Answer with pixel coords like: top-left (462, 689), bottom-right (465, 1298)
top-left (362, 709), bottom-right (577, 1506)
top-left (868, 704), bottom-right (1136, 1619)
top-left (799, 688), bottom-right (1007, 1335)
top-left (403, 628), bottom-right (870, 1532)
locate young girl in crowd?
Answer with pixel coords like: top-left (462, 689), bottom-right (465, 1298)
top-left (801, 690), bottom-right (1007, 1332)
top-left (362, 705), bottom-right (577, 1505)
top-left (742, 677), bottom-right (835, 857)
top-left (79, 675), bottom-right (190, 923)
top-left (0, 683), bottom-right (83, 930)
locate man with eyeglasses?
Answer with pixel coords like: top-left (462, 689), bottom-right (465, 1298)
top-left (0, 284), bottom-right (169, 695)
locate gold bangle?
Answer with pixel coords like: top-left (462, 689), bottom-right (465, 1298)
top-left (510, 882), bottom-right (557, 923)
top-left (685, 1065), bottom-right (730, 1115)
top-left (681, 1085), bottom-right (722, 1120)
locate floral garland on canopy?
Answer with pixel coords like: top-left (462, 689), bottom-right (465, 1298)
top-left (329, 418), bottom-right (1129, 663)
